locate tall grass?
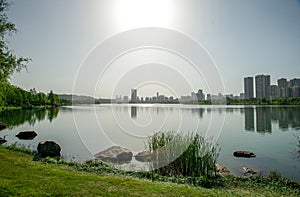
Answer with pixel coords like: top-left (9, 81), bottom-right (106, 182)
top-left (147, 131), bottom-right (220, 179)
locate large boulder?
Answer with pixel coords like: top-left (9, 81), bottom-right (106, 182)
top-left (0, 122), bottom-right (7, 131)
top-left (233, 150), bottom-right (256, 158)
top-left (37, 141), bottom-right (61, 158)
top-left (95, 146), bottom-right (133, 163)
top-left (16, 131), bottom-right (37, 140)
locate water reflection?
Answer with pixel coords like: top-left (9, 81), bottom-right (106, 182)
top-left (48, 108), bottom-right (59, 122)
top-left (0, 108), bottom-right (60, 127)
top-left (130, 106), bottom-right (137, 119)
top-left (292, 133), bottom-right (300, 160)
top-left (191, 108), bottom-right (205, 118)
top-left (256, 107), bottom-right (272, 133)
top-left (244, 107), bottom-right (254, 131)
top-left (244, 106), bottom-right (300, 133)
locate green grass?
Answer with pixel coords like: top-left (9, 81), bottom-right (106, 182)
top-left (0, 146), bottom-right (299, 196)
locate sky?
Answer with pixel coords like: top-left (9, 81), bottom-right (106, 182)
top-left (7, 0), bottom-right (300, 98)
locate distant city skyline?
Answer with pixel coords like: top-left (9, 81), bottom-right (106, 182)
top-left (244, 75), bottom-right (300, 99)
top-left (110, 74), bottom-right (299, 101)
top-left (7, 1), bottom-right (300, 97)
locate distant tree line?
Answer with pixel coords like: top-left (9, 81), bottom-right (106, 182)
top-left (0, 82), bottom-right (60, 108)
top-left (225, 97), bottom-right (300, 105)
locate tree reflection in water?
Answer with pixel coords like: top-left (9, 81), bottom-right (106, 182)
top-left (0, 108), bottom-right (60, 127)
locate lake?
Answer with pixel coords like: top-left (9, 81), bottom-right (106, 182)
top-left (0, 104), bottom-right (299, 181)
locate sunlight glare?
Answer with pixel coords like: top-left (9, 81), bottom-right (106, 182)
top-left (114, 0), bottom-right (175, 29)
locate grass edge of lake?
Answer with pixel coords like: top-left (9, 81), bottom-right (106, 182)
top-left (0, 145), bottom-right (299, 196)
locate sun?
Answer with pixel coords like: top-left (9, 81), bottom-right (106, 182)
top-left (113, 0), bottom-right (175, 29)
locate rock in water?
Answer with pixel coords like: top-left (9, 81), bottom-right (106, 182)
top-left (216, 164), bottom-right (230, 176)
top-left (135, 151), bottom-right (154, 162)
top-left (95, 146), bottom-right (133, 163)
top-left (233, 151), bottom-right (256, 158)
top-left (242, 166), bottom-right (258, 175)
top-left (16, 131), bottom-right (37, 140)
top-left (0, 122), bottom-right (7, 131)
top-left (37, 141), bottom-right (61, 158)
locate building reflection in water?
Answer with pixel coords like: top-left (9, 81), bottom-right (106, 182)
top-left (244, 106), bottom-right (300, 133)
top-left (191, 108), bottom-right (205, 119)
top-left (256, 107), bottom-right (272, 133)
top-left (130, 106), bottom-right (137, 119)
top-left (244, 107), bottom-right (254, 131)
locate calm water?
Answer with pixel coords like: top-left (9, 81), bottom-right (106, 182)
top-left (0, 104), bottom-right (299, 181)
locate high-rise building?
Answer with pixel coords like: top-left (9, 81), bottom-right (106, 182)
top-left (244, 77), bottom-right (254, 99)
top-left (240, 93), bottom-right (245, 99)
top-left (191, 92), bottom-right (197, 101)
top-left (287, 78), bottom-right (300, 98)
top-left (131, 89), bottom-right (137, 102)
top-left (277, 78), bottom-right (288, 98)
top-left (268, 85), bottom-right (279, 99)
top-left (122, 96), bottom-right (129, 103)
top-left (288, 86), bottom-right (300, 98)
top-left (206, 94), bottom-right (211, 100)
top-left (196, 89), bottom-right (205, 101)
top-left (289, 78), bottom-right (300, 87)
top-left (255, 74), bottom-right (270, 99)
top-left (278, 78), bottom-right (288, 88)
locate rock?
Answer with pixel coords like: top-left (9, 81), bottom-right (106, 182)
top-left (216, 164), bottom-right (230, 176)
top-left (233, 151), bottom-right (256, 158)
top-left (242, 166), bottom-right (258, 175)
top-left (16, 131), bottom-right (37, 140)
top-left (0, 137), bottom-right (7, 144)
top-left (37, 141), bottom-right (61, 158)
top-left (0, 122), bottom-right (7, 131)
top-left (135, 151), bottom-right (154, 162)
top-left (95, 146), bottom-right (133, 163)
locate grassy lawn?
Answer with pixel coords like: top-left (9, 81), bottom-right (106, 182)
top-left (0, 147), bottom-right (299, 196)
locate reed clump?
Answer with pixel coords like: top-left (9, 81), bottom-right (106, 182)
top-left (147, 131), bottom-right (220, 179)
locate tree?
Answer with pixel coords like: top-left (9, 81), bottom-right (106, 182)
top-left (0, 1), bottom-right (29, 82)
top-left (47, 90), bottom-right (59, 106)
top-left (36, 92), bottom-right (47, 105)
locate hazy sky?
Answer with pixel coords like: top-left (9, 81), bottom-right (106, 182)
top-left (8, 0), bottom-right (300, 98)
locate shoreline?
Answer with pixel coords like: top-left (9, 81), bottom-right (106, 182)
top-left (0, 145), bottom-right (299, 196)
